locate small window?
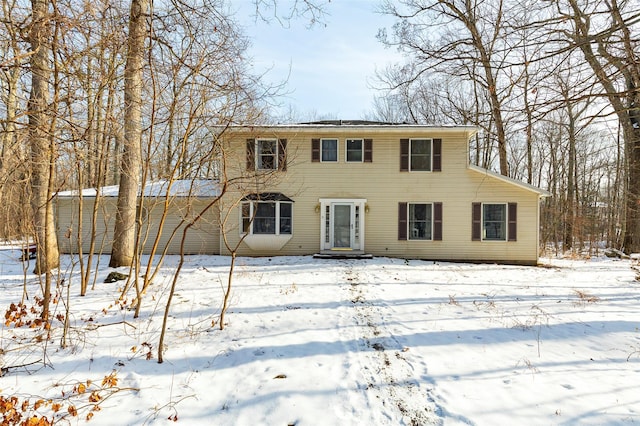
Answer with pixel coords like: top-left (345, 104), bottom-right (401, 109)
top-left (346, 139), bottom-right (363, 162)
top-left (410, 139), bottom-right (432, 171)
top-left (257, 139), bottom-right (278, 170)
top-left (325, 205), bottom-right (330, 244)
top-left (321, 139), bottom-right (338, 162)
top-left (242, 203), bottom-right (251, 233)
top-left (409, 203), bottom-right (433, 240)
top-left (241, 201), bottom-right (292, 235)
top-left (483, 204), bottom-right (506, 241)
top-left (279, 202), bottom-right (292, 234)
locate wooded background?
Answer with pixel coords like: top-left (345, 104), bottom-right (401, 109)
top-left (1, 0), bottom-right (639, 273)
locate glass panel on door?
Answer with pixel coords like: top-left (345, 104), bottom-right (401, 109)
top-left (333, 204), bottom-right (352, 248)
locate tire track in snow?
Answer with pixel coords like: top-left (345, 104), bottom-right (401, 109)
top-left (343, 262), bottom-right (440, 425)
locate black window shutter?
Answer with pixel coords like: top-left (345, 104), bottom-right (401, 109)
top-left (312, 139), bottom-right (320, 162)
top-left (246, 139), bottom-right (255, 170)
top-left (433, 138), bottom-right (442, 171)
top-left (508, 203), bottom-right (517, 241)
top-left (398, 202), bottom-right (408, 240)
top-left (400, 139), bottom-right (409, 171)
top-left (472, 202), bottom-right (482, 241)
top-left (434, 202), bottom-right (443, 241)
top-left (364, 139), bottom-right (373, 162)
top-left (278, 139), bottom-right (287, 171)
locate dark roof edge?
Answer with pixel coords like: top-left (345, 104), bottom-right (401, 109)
top-left (298, 120), bottom-right (408, 126)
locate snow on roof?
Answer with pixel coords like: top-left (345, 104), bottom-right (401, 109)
top-left (56, 180), bottom-right (220, 198)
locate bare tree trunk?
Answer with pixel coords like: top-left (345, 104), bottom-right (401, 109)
top-left (28, 0), bottom-right (59, 281)
top-left (565, 113), bottom-right (576, 252)
top-left (110, 0), bottom-right (148, 267)
top-left (623, 123), bottom-right (640, 252)
top-left (521, 59), bottom-right (534, 185)
top-left (27, 0), bottom-right (59, 326)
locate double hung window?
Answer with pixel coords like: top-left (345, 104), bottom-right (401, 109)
top-left (408, 203), bottom-right (432, 240)
top-left (410, 139), bottom-right (431, 171)
top-left (346, 139), bottom-right (363, 162)
top-left (257, 139), bottom-right (277, 170)
top-left (400, 138), bottom-right (441, 172)
top-left (398, 202), bottom-right (443, 241)
top-left (483, 204), bottom-right (506, 241)
top-left (246, 138), bottom-right (287, 171)
top-left (472, 202), bottom-right (517, 241)
top-left (321, 139), bottom-right (338, 162)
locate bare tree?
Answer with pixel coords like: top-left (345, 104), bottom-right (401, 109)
top-left (28, 0), bottom-right (59, 308)
top-left (110, 0), bottom-right (148, 267)
top-left (0, 1), bottom-right (31, 242)
top-left (379, 0), bottom-right (515, 175)
top-left (549, 0), bottom-right (640, 253)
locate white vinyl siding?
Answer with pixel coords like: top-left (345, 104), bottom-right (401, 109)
top-left (57, 197), bottom-right (220, 255)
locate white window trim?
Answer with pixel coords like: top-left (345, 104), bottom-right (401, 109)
top-left (409, 138), bottom-right (433, 172)
top-left (256, 138), bottom-right (278, 170)
top-left (345, 138), bottom-right (364, 163)
top-left (320, 138), bottom-right (338, 163)
top-left (482, 202), bottom-right (507, 242)
top-left (241, 200), bottom-right (293, 236)
top-left (407, 202), bottom-right (434, 241)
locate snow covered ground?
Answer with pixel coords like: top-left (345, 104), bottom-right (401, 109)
top-left (1, 247), bottom-right (639, 425)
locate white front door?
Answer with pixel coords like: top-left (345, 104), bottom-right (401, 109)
top-left (320, 198), bottom-right (366, 251)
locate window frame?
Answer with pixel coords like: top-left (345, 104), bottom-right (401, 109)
top-left (407, 202), bottom-right (433, 240)
top-left (409, 138), bottom-right (432, 172)
top-left (482, 203), bottom-right (507, 241)
top-left (255, 138), bottom-right (278, 170)
top-left (241, 200), bottom-right (293, 236)
top-left (321, 138), bottom-right (338, 163)
top-left (346, 138), bottom-right (364, 163)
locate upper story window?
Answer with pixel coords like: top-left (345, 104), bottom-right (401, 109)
top-left (472, 202), bottom-right (517, 242)
top-left (410, 139), bottom-right (431, 171)
top-left (400, 138), bottom-right (442, 172)
top-left (246, 138), bottom-right (287, 171)
top-left (321, 139), bottom-right (338, 162)
top-left (312, 138), bottom-right (373, 163)
top-left (257, 139), bottom-right (277, 169)
top-left (346, 139), bottom-right (363, 162)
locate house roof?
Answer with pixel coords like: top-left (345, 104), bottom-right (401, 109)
top-left (299, 120), bottom-right (407, 126)
top-left (468, 164), bottom-right (551, 197)
top-left (242, 192), bottom-right (295, 202)
top-left (56, 179), bottom-right (221, 198)
top-left (224, 123), bottom-right (479, 137)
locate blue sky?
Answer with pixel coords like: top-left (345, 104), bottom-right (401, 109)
top-left (233, 1), bottom-right (403, 120)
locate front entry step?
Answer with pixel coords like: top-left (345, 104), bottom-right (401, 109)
top-left (313, 251), bottom-right (373, 259)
